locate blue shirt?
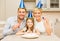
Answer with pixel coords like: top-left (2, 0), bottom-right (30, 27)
top-left (3, 16), bottom-right (26, 36)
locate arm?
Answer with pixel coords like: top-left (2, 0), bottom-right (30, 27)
top-left (3, 19), bottom-right (14, 36)
top-left (44, 18), bottom-right (52, 35)
top-left (16, 28), bottom-right (26, 35)
top-left (35, 29), bottom-right (40, 35)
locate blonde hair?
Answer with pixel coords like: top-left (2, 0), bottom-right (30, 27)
top-left (33, 8), bottom-right (42, 13)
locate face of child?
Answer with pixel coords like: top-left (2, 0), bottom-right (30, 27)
top-left (26, 19), bottom-right (33, 28)
top-left (33, 10), bottom-right (42, 19)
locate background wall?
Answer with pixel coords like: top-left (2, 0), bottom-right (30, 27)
top-left (5, 0), bottom-right (20, 19)
top-left (0, 0), bottom-right (6, 20)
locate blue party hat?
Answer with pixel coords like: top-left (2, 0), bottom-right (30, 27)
top-left (28, 11), bottom-right (33, 18)
top-left (19, 0), bottom-right (25, 8)
top-left (36, 0), bottom-right (43, 8)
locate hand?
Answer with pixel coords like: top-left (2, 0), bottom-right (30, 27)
top-left (43, 17), bottom-right (49, 23)
top-left (44, 18), bottom-right (52, 36)
top-left (16, 31), bottom-right (24, 35)
top-left (12, 23), bottom-right (20, 31)
top-left (24, 32), bottom-right (28, 34)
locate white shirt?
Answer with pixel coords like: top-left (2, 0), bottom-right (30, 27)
top-left (34, 19), bottom-right (46, 33)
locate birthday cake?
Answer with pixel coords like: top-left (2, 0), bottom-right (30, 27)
top-left (21, 33), bottom-right (39, 39)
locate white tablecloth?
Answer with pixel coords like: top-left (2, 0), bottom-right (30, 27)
top-left (1, 34), bottom-right (60, 41)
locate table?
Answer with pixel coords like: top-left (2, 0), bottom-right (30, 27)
top-left (1, 34), bottom-right (60, 41)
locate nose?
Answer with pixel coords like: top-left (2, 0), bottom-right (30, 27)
top-left (19, 13), bottom-right (25, 15)
top-left (36, 13), bottom-right (39, 16)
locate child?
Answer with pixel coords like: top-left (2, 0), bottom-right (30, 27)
top-left (16, 11), bottom-right (40, 35)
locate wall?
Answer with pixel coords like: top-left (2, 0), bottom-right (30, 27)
top-left (5, 0), bottom-right (20, 19)
top-left (0, 0), bottom-right (6, 20)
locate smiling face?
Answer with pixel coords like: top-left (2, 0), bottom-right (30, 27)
top-left (33, 8), bottom-right (42, 19)
top-left (26, 19), bottom-right (33, 28)
top-left (17, 8), bottom-right (27, 20)
top-left (26, 18), bottom-right (34, 31)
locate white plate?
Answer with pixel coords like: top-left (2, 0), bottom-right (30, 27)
top-left (21, 33), bottom-right (39, 39)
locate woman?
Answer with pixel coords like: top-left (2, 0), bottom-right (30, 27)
top-left (32, 0), bottom-right (52, 35)
top-left (33, 8), bottom-right (52, 36)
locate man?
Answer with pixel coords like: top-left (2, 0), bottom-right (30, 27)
top-left (3, 0), bottom-right (27, 36)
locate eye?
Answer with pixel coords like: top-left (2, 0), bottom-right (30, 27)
top-left (27, 22), bottom-right (33, 24)
top-left (22, 11), bottom-right (25, 13)
top-left (19, 11), bottom-right (21, 13)
top-left (34, 12), bottom-right (37, 14)
top-left (38, 12), bottom-right (40, 14)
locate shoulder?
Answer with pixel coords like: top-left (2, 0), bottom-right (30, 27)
top-left (21, 27), bottom-right (26, 31)
top-left (7, 16), bottom-right (17, 21)
top-left (34, 28), bottom-right (39, 32)
top-left (7, 16), bottom-right (17, 22)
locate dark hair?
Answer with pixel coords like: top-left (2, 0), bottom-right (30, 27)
top-left (18, 8), bottom-right (27, 12)
top-left (26, 18), bottom-right (34, 32)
